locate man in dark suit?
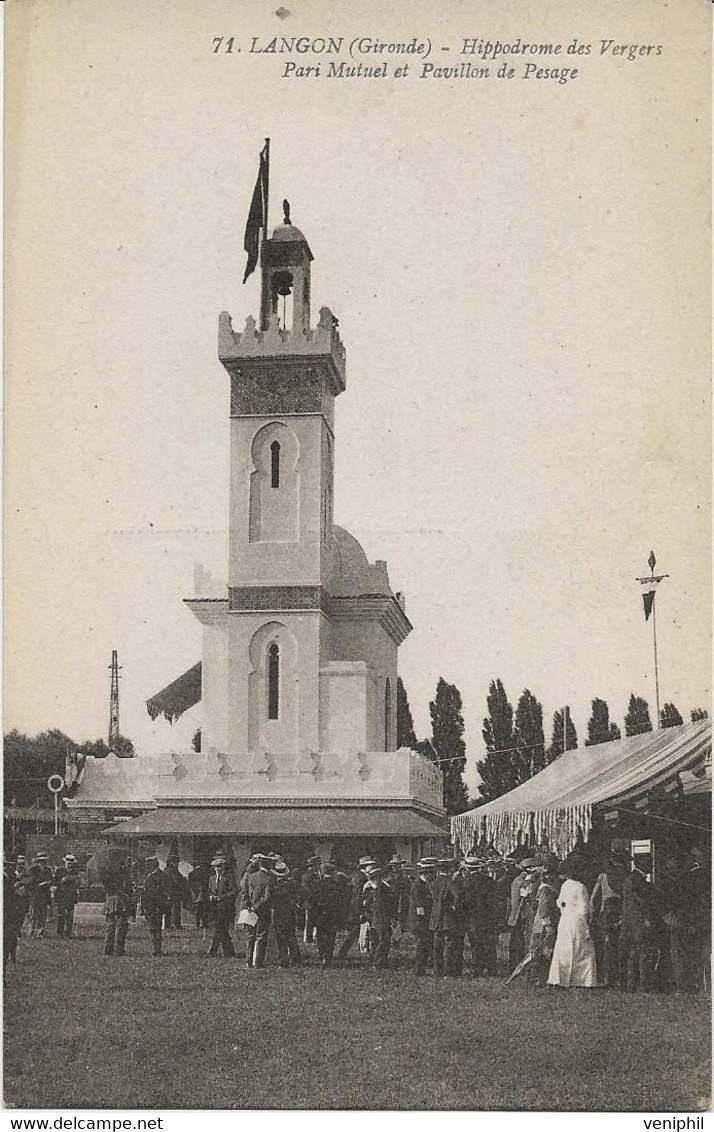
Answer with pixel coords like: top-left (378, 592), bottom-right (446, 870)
top-left (163, 860), bottom-right (189, 930)
top-left (313, 863), bottom-right (344, 968)
top-left (208, 855), bottom-right (236, 957)
top-left (447, 856), bottom-right (498, 977)
top-left (407, 858), bottom-right (437, 975)
top-left (189, 861), bottom-right (211, 929)
top-left (104, 861), bottom-right (133, 957)
top-left (429, 859), bottom-right (456, 976)
top-left (53, 854), bottom-right (80, 939)
top-left (141, 857), bottom-right (170, 956)
top-left (619, 856), bottom-right (657, 992)
top-left (370, 868), bottom-right (399, 970)
top-left (271, 861), bottom-right (303, 967)
top-left (301, 855), bottom-right (322, 944)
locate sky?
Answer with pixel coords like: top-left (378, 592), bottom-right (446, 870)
top-left (5, 0), bottom-right (711, 795)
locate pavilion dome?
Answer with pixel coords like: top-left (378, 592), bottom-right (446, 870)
top-left (328, 525), bottom-right (393, 598)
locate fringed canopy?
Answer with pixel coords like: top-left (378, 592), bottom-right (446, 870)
top-left (146, 662), bottom-right (202, 724)
top-left (453, 719), bottom-right (711, 859)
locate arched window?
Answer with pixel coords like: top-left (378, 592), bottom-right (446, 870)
top-left (384, 678), bottom-right (392, 750)
top-left (267, 642), bottom-right (280, 720)
top-left (270, 441), bottom-right (281, 489)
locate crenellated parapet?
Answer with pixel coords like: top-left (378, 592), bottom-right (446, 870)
top-left (218, 307), bottom-right (346, 394)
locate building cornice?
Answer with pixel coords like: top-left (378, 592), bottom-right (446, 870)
top-left (222, 586), bottom-right (412, 644)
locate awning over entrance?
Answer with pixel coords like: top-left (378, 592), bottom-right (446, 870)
top-left (452, 719), bottom-right (712, 858)
top-left (104, 805), bottom-right (449, 839)
top-left (146, 662), bottom-right (202, 723)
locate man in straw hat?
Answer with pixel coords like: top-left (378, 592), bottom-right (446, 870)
top-left (245, 853), bottom-right (274, 968)
top-left (407, 857), bottom-right (437, 975)
top-left (28, 853), bottom-right (53, 939)
top-left (207, 854), bottom-right (236, 957)
top-left (507, 857), bottom-right (539, 973)
top-left (447, 855), bottom-right (498, 978)
top-left (53, 854), bottom-right (80, 939)
top-left (270, 860), bottom-right (303, 968)
top-left (336, 855), bottom-right (376, 961)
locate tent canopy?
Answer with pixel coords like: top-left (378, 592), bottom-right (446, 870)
top-left (452, 719), bottom-right (711, 858)
top-left (146, 662), bottom-right (202, 723)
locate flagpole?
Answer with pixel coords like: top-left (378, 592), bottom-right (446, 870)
top-left (263, 137), bottom-right (270, 238)
top-left (652, 566), bottom-right (661, 729)
top-left (638, 552), bottom-right (668, 729)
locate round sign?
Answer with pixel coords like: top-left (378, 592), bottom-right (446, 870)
top-left (47, 774), bottom-right (64, 794)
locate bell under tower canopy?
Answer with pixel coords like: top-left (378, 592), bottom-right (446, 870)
top-left (260, 202), bottom-right (314, 333)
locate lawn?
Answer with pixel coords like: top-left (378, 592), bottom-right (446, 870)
top-left (4, 909), bottom-right (710, 1111)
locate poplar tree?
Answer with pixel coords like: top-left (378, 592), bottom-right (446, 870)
top-left (585, 698), bottom-right (621, 746)
top-left (513, 689), bottom-right (546, 778)
top-left (548, 708), bottom-right (578, 760)
top-left (476, 678), bottom-right (517, 801)
top-left (429, 677), bottom-right (469, 815)
top-left (396, 676), bottom-right (418, 749)
top-left (660, 703), bottom-right (684, 729)
top-left (624, 695), bottom-right (653, 737)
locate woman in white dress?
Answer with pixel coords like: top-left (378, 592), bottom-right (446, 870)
top-left (547, 860), bottom-right (598, 988)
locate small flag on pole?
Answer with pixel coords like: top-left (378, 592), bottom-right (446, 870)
top-left (643, 590), bottom-right (656, 621)
top-left (243, 141), bottom-right (270, 284)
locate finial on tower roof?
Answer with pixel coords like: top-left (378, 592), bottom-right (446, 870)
top-left (283, 199), bottom-right (291, 224)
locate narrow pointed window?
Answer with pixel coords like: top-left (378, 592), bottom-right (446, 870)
top-left (270, 441), bottom-right (281, 488)
top-left (385, 678), bottom-right (392, 750)
top-left (268, 642), bottom-right (280, 720)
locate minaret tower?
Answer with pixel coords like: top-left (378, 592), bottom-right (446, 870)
top-left (213, 201), bottom-right (347, 765)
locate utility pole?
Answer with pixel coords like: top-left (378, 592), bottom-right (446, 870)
top-left (636, 551), bottom-right (669, 729)
top-left (108, 650), bottom-right (122, 751)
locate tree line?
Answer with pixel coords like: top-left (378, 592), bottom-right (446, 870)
top-left (396, 675), bottom-right (708, 813)
top-left (3, 729), bottom-right (135, 810)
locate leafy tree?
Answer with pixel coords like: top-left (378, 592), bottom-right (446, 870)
top-left (396, 676), bottom-right (418, 749)
top-left (624, 695), bottom-right (653, 737)
top-left (76, 738), bottom-right (110, 759)
top-left (414, 738), bottom-right (438, 763)
top-left (548, 708), bottom-right (578, 760)
top-left (110, 735), bottom-right (135, 758)
top-left (513, 689), bottom-right (546, 778)
top-left (476, 679), bottom-right (517, 802)
top-left (3, 729), bottom-right (131, 809)
top-left (585, 698), bottom-right (621, 746)
top-left (691, 707), bottom-right (709, 722)
top-left (192, 728), bottom-right (202, 753)
top-left (429, 678), bottom-right (469, 815)
top-left (660, 703), bottom-right (684, 729)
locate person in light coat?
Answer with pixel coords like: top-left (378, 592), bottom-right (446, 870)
top-left (547, 858), bottom-right (597, 988)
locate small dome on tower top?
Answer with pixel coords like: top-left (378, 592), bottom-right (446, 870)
top-left (272, 222), bottom-right (309, 243)
top-left (271, 198), bottom-right (310, 246)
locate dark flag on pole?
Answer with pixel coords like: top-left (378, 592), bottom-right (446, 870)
top-left (243, 141), bottom-right (269, 284)
top-left (643, 591), bottom-right (656, 621)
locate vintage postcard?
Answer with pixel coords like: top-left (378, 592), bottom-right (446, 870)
top-left (3, 0), bottom-right (711, 1118)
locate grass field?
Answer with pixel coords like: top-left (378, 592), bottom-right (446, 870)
top-left (3, 910), bottom-right (711, 1112)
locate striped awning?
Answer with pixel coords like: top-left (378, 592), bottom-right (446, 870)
top-left (146, 662), bottom-right (202, 723)
top-left (452, 719), bottom-right (711, 858)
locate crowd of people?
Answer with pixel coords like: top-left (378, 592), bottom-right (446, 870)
top-left (3, 842), bottom-right (710, 996)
